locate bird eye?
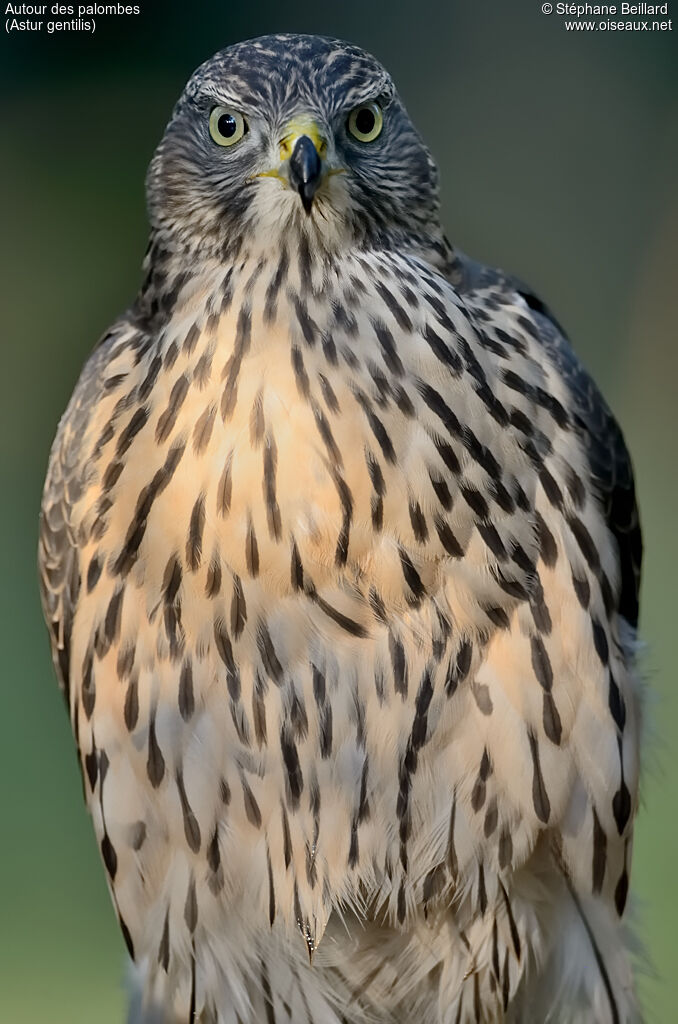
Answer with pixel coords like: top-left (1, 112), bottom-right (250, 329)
top-left (347, 103), bottom-right (383, 143)
top-left (209, 107), bottom-right (247, 147)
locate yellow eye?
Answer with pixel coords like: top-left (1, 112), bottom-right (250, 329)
top-left (209, 107), bottom-right (247, 147)
top-left (347, 103), bottom-right (383, 143)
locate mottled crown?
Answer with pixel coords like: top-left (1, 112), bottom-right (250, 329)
top-left (146, 34), bottom-right (443, 258)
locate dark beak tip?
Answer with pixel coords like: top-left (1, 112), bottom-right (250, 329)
top-left (289, 135), bottom-right (322, 212)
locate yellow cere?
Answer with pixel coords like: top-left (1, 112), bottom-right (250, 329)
top-left (279, 117), bottom-right (328, 161)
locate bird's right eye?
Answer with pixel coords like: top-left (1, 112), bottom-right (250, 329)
top-left (209, 107), bottom-right (247, 147)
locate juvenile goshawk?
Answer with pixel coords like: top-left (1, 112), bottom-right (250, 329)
top-left (39, 33), bottom-right (643, 1024)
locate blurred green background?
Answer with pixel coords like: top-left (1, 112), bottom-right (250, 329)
top-left (1, 1), bottom-right (676, 1020)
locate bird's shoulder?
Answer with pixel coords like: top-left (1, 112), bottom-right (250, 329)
top-left (38, 313), bottom-right (146, 698)
top-left (449, 249), bottom-right (642, 626)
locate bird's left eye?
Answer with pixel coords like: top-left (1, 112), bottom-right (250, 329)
top-left (347, 102), bottom-right (383, 143)
top-left (209, 107), bottom-right (247, 147)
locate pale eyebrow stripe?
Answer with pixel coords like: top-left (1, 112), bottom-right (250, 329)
top-left (198, 90), bottom-right (251, 110)
top-left (341, 85), bottom-right (396, 112)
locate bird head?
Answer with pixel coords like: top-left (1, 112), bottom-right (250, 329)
top-left (146, 34), bottom-right (443, 259)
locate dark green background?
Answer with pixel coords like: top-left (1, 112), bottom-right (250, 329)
top-left (1, 1), bottom-right (676, 1019)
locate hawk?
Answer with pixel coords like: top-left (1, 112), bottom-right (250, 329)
top-left (39, 33), bottom-right (643, 1024)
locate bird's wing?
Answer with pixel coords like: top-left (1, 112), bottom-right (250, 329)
top-left (38, 322), bottom-right (135, 703)
top-left (450, 251), bottom-right (642, 627)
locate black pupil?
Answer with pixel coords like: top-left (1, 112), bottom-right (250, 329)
top-left (355, 107), bottom-right (376, 135)
top-left (217, 113), bottom-right (237, 138)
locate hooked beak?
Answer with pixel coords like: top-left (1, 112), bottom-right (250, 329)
top-left (256, 118), bottom-right (339, 213)
top-left (288, 135), bottom-right (322, 214)
top-left (278, 118), bottom-right (327, 214)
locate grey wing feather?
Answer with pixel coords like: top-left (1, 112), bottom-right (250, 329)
top-left (452, 250), bottom-right (642, 626)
